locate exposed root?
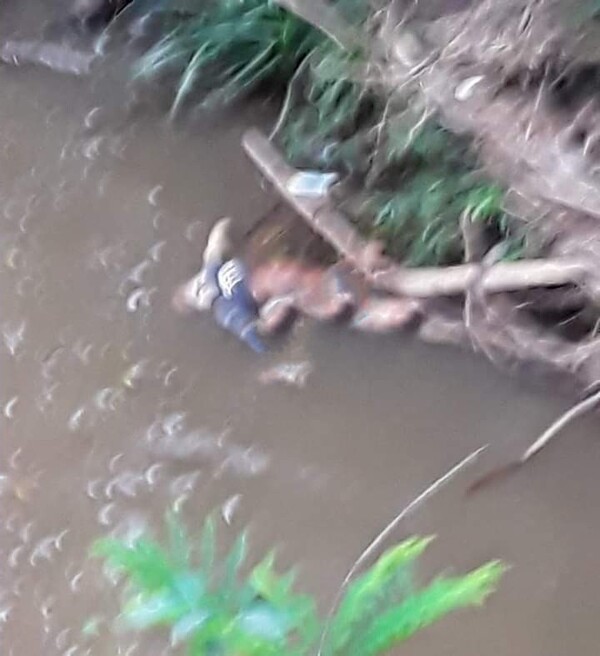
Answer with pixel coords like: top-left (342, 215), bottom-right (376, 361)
top-left (243, 128), bottom-right (600, 390)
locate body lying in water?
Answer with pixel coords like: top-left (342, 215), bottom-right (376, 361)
top-left (173, 217), bottom-right (422, 352)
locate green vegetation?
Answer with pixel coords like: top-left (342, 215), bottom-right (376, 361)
top-left (344, 123), bottom-right (509, 266)
top-left (277, 47), bottom-right (515, 266)
top-left (277, 39), bottom-right (372, 165)
top-left (135, 0), bottom-right (362, 118)
top-left (135, 0), bottom-right (518, 266)
top-left (92, 514), bottom-right (505, 655)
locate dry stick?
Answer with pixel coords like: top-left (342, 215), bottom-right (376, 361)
top-left (520, 387), bottom-right (600, 462)
top-left (242, 129), bottom-right (588, 298)
top-left (468, 388), bottom-right (600, 495)
top-left (269, 53), bottom-right (311, 140)
top-left (317, 444), bottom-right (488, 656)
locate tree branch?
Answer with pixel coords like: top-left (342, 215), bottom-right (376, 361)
top-left (242, 128), bottom-right (591, 299)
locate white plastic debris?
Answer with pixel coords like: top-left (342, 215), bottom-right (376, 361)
top-left (286, 171), bottom-right (339, 198)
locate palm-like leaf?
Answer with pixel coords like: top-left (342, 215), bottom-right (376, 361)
top-left (350, 561), bottom-right (506, 656)
top-left (136, 0), bottom-right (345, 116)
top-left (93, 518), bottom-right (504, 656)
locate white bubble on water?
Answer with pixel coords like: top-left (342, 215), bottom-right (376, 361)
top-left (148, 185), bottom-right (163, 207)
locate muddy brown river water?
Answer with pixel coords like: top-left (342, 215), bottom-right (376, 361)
top-left (2, 4), bottom-right (600, 656)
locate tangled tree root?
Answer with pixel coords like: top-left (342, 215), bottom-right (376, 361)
top-left (253, 0), bottom-right (600, 396)
top-left (243, 128), bottom-right (600, 391)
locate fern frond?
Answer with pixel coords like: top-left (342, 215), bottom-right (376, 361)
top-left (351, 561), bottom-right (507, 656)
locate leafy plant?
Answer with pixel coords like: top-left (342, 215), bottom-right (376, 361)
top-left (135, 0), bottom-right (361, 117)
top-left (276, 45), bottom-right (514, 266)
top-left (279, 39), bottom-right (374, 166)
top-left (133, 0), bottom-right (516, 267)
top-left (339, 119), bottom-right (509, 266)
top-left (92, 514), bottom-right (505, 655)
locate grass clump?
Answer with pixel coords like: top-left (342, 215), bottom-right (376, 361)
top-left (92, 514), bottom-right (505, 655)
top-left (278, 39), bottom-right (376, 166)
top-left (277, 46), bottom-right (516, 266)
top-left (285, 99), bottom-right (514, 265)
top-left (135, 0), bottom-right (362, 117)
top-left (347, 122), bottom-right (510, 266)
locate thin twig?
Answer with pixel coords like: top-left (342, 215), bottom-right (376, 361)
top-left (317, 444), bottom-right (488, 656)
top-left (520, 388), bottom-right (600, 462)
top-left (469, 386), bottom-right (600, 494)
top-left (525, 64), bottom-right (548, 142)
top-left (269, 53), bottom-right (312, 140)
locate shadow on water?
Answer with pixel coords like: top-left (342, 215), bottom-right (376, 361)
top-left (1, 3), bottom-right (600, 655)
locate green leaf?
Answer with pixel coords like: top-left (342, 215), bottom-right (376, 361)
top-left (170, 610), bottom-right (210, 646)
top-left (352, 561), bottom-right (507, 656)
top-left (200, 515), bottom-right (216, 576)
top-left (238, 602), bottom-right (290, 641)
top-left (172, 571), bottom-right (206, 608)
top-left (203, 48), bottom-right (282, 110)
top-left (167, 512), bottom-right (190, 568)
top-left (223, 530), bottom-right (248, 596)
top-left (327, 537), bottom-right (433, 654)
top-left (123, 591), bottom-right (186, 629)
top-left (170, 42), bottom-right (213, 118)
top-left (250, 553), bottom-right (295, 606)
top-left (466, 184), bottom-right (503, 221)
top-left (91, 537), bottom-right (174, 591)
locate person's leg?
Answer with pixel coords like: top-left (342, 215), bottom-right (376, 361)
top-left (213, 297), bottom-right (267, 353)
top-left (172, 262), bottom-right (221, 313)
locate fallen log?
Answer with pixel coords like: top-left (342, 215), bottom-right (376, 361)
top-left (242, 129), bottom-right (592, 299)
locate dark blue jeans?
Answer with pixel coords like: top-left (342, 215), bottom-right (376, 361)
top-left (212, 296), bottom-right (266, 354)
